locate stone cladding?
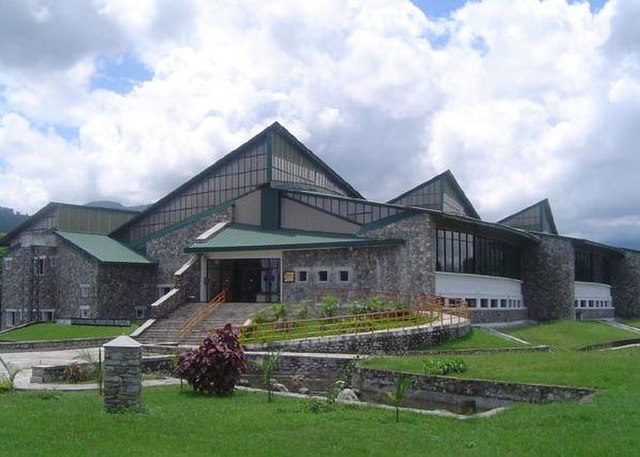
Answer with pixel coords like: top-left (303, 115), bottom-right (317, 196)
top-left (522, 236), bottom-right (575, 320)
top-left (610, 250), bottom-right (640, 317)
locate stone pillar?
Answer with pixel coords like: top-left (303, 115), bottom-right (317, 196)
top-left (611, 250), bottom-right (640, 318)
top-left (103, 336), bottom-right (142, 412)
top-left (522, 236), bottom-right (575, 321)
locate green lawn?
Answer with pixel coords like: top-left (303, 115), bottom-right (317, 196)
top-left (0, 323), bottom-right (138, 341)
top-left (2, 373), bottom-right (640, 456)
top-left (363, 347), bottom-right (640, 389)
top-left (417, 327), bottom-right (525, 351)
top-left (500, 320), bottom-right (635, 350)
top-left (621, 318), bottom-right (640, 329)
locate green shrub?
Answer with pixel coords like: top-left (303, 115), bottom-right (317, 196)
top-left (271, 303), bottom-right (287, 321)
top-left (319, 295), bottom-right (339, 318)
top-left (422, 357), bottom-right (467, 376)
top-left (251, 307), bottom-right (277, 324)
top-left (366, 295), bottom-right (384, 312)
top-left (0, 377), bottom-right (12, 393)
top-left (292, 303), bottom-right (309, 320)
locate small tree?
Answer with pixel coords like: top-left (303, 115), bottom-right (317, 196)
top-left (176, 324), bottom-right (246, 396)
top-left (384, 373), bottom-right (413, 423)
top-left (252, 352), bottom-right (281, 402)
top-left (319, 295), bottom-right (339, 317)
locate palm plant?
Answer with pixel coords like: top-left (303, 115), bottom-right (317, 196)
top-left (383, 372), bottom-right (414, 423)
top-left (252, 351), bottom-right (281, 402)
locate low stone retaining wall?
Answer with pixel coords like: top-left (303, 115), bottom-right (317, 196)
top-left (407, 345), bottom-right (550, 356)
top-left (30, 355), bottom-right (177, 383)
top-left (470, 309), bottom-right (528, 324)
top-left (244, 320), bottom-right (470, 354)
top-left (352, 368), bottom-right (595, 411)
top-left (575, 308), bottom-right (615, 320)
top-left (0, 338), bottom-right (113, 353)
top-left (578, 338), bottom-right (640, 351)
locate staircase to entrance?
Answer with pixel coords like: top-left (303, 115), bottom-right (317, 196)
top-left (134, 301), bottom-right (267, 345)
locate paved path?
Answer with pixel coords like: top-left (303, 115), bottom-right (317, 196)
top-left (0, 347), bottom-right (180, 391)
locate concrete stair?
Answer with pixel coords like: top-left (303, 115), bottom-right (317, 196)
top-left (135, 302), bottom-right (266, 346)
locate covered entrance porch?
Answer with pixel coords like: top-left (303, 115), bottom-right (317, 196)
top-left (205, 257), bottom-right (280, 303)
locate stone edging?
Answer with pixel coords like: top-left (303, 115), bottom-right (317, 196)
top-left (353, 367), bottom-right (595, 405)
top-left (577, 338), bottom-right (640, 351)
top-left (0, 338), bottom-right (113, 353)
top-left (404, 345), bottom-right (550, 356)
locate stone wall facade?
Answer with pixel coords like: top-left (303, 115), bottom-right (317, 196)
top-left (610, 250), bottom-right (640, 317)
top-left (1, 238), bottom-right (59, 329)
top-left (145, 208), bottom-right (232, 287)
top-left (56, 242), bottom-right (100, 319)
top-left (522, 236), bottom-right (575, 320)
top-left (281, 213), bottom-right (436, 304)
top-left (97, 264), bottom-right (156, 320)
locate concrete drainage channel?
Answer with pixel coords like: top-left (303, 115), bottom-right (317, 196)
top-left (11, 348), bottom-right (595, 419)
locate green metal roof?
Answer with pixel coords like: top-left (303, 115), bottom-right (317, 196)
top-left (185, 224), bottom-right (404, 253)
top-left (55, 231), bottom-right (155, 265)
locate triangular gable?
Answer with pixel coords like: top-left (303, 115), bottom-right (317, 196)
top-left (498, 199), bottom-right (558, 235)
top-left (387, 170), bottom-right (480, 219)
top-left (112, 122), bottom-right (362, 244)
top-left (0, 203), bottom-right (138, 246)
top-left (270, 124), bottom-right (362, 198)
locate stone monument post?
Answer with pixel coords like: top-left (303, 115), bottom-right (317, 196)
top-left (103, 336), bottom-right (142, 412)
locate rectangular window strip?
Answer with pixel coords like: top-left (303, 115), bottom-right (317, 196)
top-left (464, 297), bottom-right (524, 309)
top-left (436, 229), bottom-right (521, 279)
top-left (574, 299), bottom-right (612, 308)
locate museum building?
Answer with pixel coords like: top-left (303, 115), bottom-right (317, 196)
top-left (2, 122), bottom-right (639, 330)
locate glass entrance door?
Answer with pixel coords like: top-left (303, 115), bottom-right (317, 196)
top-left (206, 258), bottom-right (280, 302)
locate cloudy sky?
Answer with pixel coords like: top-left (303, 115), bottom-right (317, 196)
top-left (0, 0), bottom-right (638, 247)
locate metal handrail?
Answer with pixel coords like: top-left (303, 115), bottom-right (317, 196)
top-left (238, 302), bottom-right (469, 345)
top-left (176, 289), bottom-right (227, 340)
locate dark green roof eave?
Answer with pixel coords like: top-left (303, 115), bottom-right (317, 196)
top-left (185, 238), bottom-right (403, 253)
top-left (527, 231), bottom-right (624, 255)
top-left (428, 210), bottom-right (540, 243)
top-left (184, 223), bottom-right (404, 253)
top-left (54, 230), bottom-right (156, 265)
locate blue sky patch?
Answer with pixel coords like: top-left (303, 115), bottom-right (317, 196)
top-left (90, 53), bottom-right (152, 94)
top-left (413, 0), bottom-right (608, 18)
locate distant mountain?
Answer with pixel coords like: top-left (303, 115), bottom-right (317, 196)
top-left (85, 200), bottom-right (149, 212)
top-left (0, 207), bottom-right (29, 233)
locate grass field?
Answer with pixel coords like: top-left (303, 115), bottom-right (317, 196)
top-left (416, 327), bottom-right (525, 351)
top-left (2, 371), bottom-right (640, 457)
top-left (621, 318), bottom-right (640, 329)
top-left (0, 323), bottom-right (138, 341)
top-left (2, 320), bottom-right (639, 455)
top-left (500, 320), bottom-right (635, 350)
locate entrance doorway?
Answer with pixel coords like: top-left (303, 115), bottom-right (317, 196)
top-left (206, 258), bottom-right (280, 302)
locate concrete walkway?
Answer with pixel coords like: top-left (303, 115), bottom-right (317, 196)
top-left (0, 347), bottom-right (180, 391)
